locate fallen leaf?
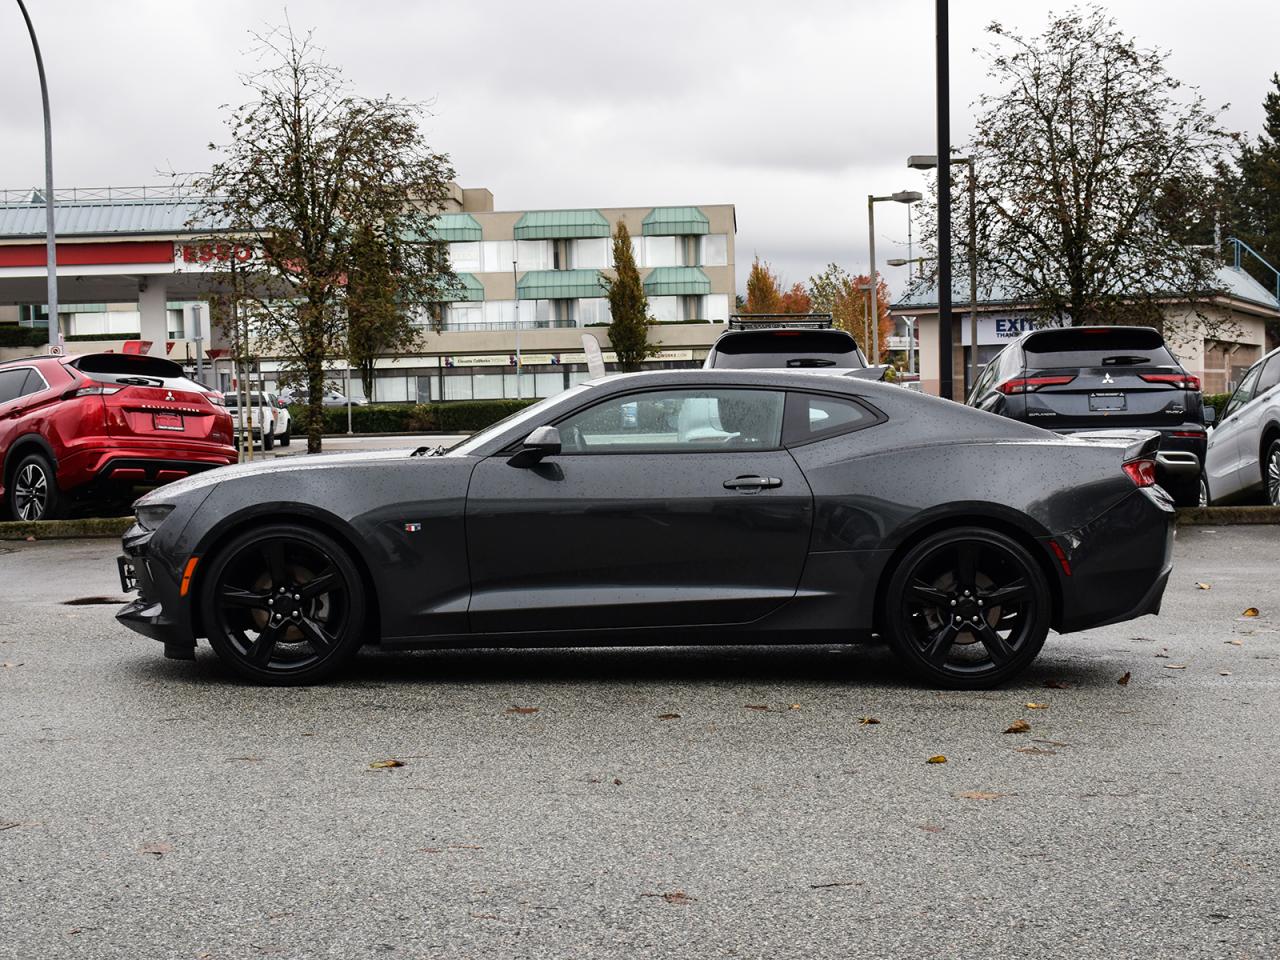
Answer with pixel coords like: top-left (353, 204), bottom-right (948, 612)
top-left (1024, 702), bottom-right (1049, 710)
top-left (642, 891), bottom-right (697, 905)
top-left (1164, 664), bottom-right (1187, 670)
top-left (1131, 636), bottom-right (1156, 642)
top-left (505, 706), bottom-right (538, 715)
top-left (416, 847), bottom-right (443, 853)
top-left (1226, 639), bottom-right (1244, 646)
top-left (1196, 582), bottom-right (1212, 590)
top-left (1219, 671), bottom-right (1232, 676)
top-left (225, 756), bottom-right (265, 762)
top-left (1004, 719), bottom-right (1031, 734)
top-left (743, 704), bottom-right (770, 711)
top-left (1117, 672), bottom-right (1131, 686)
top-left (1155, 650), bottom-right (1170, 658)
top-left (858, 716), bottom-right (881, 725)
top-left (926, 755), bottom-right (947, 764)
top-left (1016, 746), bottom-right (1058, 756)
top-left (957, 790), bottom-right (1006, 800)
top-left (1, 662), bottom-right (23, 668)
top-left (369, 759), bottom-right (405, 769)
top-left (1242, 607), bottom-right (1260, 618)
top-left (613, 777), bottom-right (622, 786)
top-left (809, 880), bottom-right (862, 889)
top-left (1044, 679), bottom-right (1071, 689)
top-left (656, 713), bottom-right (681, 720)
top-left (139, 842), bottom-right (173, 858)
top-left (918, 824), bottom-right (945, 833)
top-left (449, 844), bottom-right (483, 850)
top-left (788, 704), bottom-right (801, 711)
top-left (1032, 738), bottom-right (1070, 747)
top-left (23, 535), bottom-right (35, 543)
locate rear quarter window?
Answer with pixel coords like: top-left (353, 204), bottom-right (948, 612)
top-left (783, 392), bottom-right (882, 444)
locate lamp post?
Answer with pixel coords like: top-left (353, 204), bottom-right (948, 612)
top-left (867, 190), bottom-right (922, 364)
top-left (16, 0), bottom-right (59, 350)
top-left (908, 153), bottom-right (979, 397)
top-left (512, 258), bottom-right (522, 400)
top-left (934, 0), bottom-right (953, 400)
top-left (191, 302), bottom-right (205, 386)
top-left (886, 258), bottom-right (929, 376)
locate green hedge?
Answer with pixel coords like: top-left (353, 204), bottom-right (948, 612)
top-left (1205, 392), bottom-right (1230, 421)
top-left (0, 327), bottom-right (48, 347)
top-left (289, 399), bottom-right (539, 435)
top-left (65, 333), bottom-right (141, 342)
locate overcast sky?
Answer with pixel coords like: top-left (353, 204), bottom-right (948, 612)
top-left (1, 0), bottom-right (1276, 298)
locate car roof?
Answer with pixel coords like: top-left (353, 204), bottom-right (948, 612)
top-left (582, 367), bottom-right (882, 395)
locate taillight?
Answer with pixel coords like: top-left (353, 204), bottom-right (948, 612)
top-left (1123, 458), bottom-right (1158, 487)
top-left (63, 382), bottom-right (122, 399)
top-left (1139, 373), bottom-right (1200, 390)
top-left (206, 393), bottom-right (226, 407)
top-left (997, 375), bottom-right (1076, 395)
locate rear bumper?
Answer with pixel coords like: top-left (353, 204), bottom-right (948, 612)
top-left (59, 443), bottom-right (236, 492)
top-left (1055, 486), bottom-right (1176, 634)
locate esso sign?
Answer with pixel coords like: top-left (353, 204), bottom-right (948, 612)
top-left (174, 242), bottom-right (257, 270)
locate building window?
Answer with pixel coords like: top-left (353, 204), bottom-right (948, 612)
top-left (705, 293), bottom-right (730, 322)
top-left (700, 234), bottom-right (728, 267)
top-left (649, 296), bottom-right (680, 322)
top-left (445, 302), bottom-right (483, 329)
top-left (516, 240), bottom-right (553, 271)
top-left (449, 242), bottom-right (481, 271)
top-left (472, 372), bottom-right (505, 399)
top-left (483, 300), bottom-right (518, 326)
top-left (516, 299), bottom-right (555, 326)
top-left (571, 238), bottom-right (611, 269)
top-left (643, 236), bottom-right (680, 267)
top-left (576, 297), bottom-right (612, 326)
top-left (479, 240), bottom-right (516, 272)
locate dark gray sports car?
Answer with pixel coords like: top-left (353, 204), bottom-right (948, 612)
top-left (116, 370), bottom-right (1175, 688)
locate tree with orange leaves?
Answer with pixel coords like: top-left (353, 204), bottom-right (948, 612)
top-left (807, 263), bottom-right (893, 361)
top-left (744, 258), bottom-right (814, 315)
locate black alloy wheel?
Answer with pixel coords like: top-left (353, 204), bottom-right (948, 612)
top-left (884, 527), bottom-right (1051, 688)
top-left (9, 453), bottom-right (62, 522)
top-left (201, 524), bottom-right (366, 684)
top-left (1266, 440), bottom-right (1280, 507)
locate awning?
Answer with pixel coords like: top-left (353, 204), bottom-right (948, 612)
top-left (425, 213), bottom-right (482, 242)
top-left (435, 272), bottom-right (484, 302)
top-left (642, 206), bottom-right (710, 236)
top-left (517, 269), bottom-right (606, 299)
top-left (643, 266), bottom-right (711, 296)
top-left (513, 210), bottom-right (610, 240)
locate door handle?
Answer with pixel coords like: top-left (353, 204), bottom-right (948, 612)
top-left (723, 475), bottom-right (782, 492)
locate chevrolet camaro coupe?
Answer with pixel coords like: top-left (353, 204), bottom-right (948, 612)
top-left (116, 370), bottom-right (1175, 688)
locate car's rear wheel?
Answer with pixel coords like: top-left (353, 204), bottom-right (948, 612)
top-left (9, 453), bottom-right (63, 521)
top-left (279, 425), bottom-right (291, 447)
top-left (262, 427), bottom-right (274, 451)
top-left (1266, 439), bottom-right (1280, 507)
top-left (883, 527), bottom-right (1051, 688)
top-left (200, 524), bottom-right (365, 684)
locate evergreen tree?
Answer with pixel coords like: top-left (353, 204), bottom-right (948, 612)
top-left (1226, 74), bottom-right (1280, 299)
top-left (603, 222), bottom-right (654, 371)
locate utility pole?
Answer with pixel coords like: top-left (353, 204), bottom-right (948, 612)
top-left (192, 302), bottom-right (205, 386)
top-left (936, 0), bottom-right (954, 400)
top-left (512, 258), bottom-right (523, 399)
top-left (17, 0), bottom-right (59, 350)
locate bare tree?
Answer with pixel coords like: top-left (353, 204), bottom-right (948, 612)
top-left (188, 24), bottom-right (456, 451)
top-left (912, 6), bottom-right (1236, 344)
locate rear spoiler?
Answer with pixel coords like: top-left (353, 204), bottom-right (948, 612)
top-left (1062, 429), bottom-right (1161, 462)
top-left (844, 365), bottom-right (891, 382)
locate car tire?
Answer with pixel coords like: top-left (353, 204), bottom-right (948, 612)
top-left (279, 426), bottom-right (291, 447)
top-left (200, 524), bottom-right (367, 685)
top-left (1266, 439), bottom-right (1280, 507)
top-left (8, 452), bottom-right (64, 522)
top-left (262, 428), bottom-right (275, 451)
top-left (1199, 472), bottom-right (1212, 508)
top-left (882, 526), bottom-right (1051, 689)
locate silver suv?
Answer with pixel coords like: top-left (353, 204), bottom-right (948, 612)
top-left (1203, 346), bottom-right (1280, 505)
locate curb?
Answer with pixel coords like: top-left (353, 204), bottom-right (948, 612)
top-left (1175, 506), bottom-right (1280, 525)
top-left (0, 516), bottom-right (133, 541)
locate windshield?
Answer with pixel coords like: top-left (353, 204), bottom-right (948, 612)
top-left (711, 331), bottom-right (866, 369)
top-left (1024, 328), bottom-right (1175, 369)
top-left (444, 384), bottom-right (594, 457)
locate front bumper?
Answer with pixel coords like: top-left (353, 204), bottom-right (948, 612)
top-left (115, 524), bottom-right (196, 647)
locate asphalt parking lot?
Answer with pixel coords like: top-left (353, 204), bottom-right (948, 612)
top-left (1, 526), bottom-right (1278, 959)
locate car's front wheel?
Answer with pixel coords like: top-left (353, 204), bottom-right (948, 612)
top-left (1266, 439), bottom-right (1280, 507)
top-left (279, 424), bottom-right (291, 447)
top-left (1200, 472), bottom-right (1212, 507)
top-left (200, 524), bottom-right (366, 684)
top-left (883, 527), bottom-right (1051, 688)
top-left (8, 452), bottom-right (63, 521)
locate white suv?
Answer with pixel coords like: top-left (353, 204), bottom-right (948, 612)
top-left (1203, 346), bottom-right (1280, 505)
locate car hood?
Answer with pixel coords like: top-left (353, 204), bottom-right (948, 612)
top-left (136, 448), bottom-right (422, 505)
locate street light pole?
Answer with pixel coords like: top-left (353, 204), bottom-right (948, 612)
top-left (16, 0), bottom-right (59, 350)
top-left (192, 302), bottom-right (205, 386)
top-left (936, 0), bottom-right (954, 401)
top-left (512, 258), bottom-right (522, 400)
top-left (867, 191), bottom-right (922, 366)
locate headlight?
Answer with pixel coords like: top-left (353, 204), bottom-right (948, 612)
top-left (135, 504), bottom-right (176, 532)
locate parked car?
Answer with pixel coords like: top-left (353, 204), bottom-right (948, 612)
top-left (266, 392), bottom-right (291, 447)
top-left (1203, 345), bottom-right (1280, 505)
top-left (0, 352), bottom-right (236, 521)
top-left (278, 387), bottom-right (364, 407)
top-left (223, 392), bottom-right (277, 450)
top-left (117, 369), bottom-right (1175, 689)
top-left (704, 315), bottom-right (890, 381)
top-left (967, 325), bottom-right (1213, 506)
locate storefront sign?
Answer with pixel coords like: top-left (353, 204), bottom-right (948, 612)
top-left (173, 241), bottom-right (259, 271)
top-left (960, 314), bottom-right (1046, 347)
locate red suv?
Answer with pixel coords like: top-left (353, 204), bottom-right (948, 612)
top-left (0, 352), bottom-right (237, 520)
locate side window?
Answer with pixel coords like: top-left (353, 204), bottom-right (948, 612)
top-left (0, 369), bottom-right (29, 405)
top-left (1257, 355), bottom-right (1280, 395)
top-left (1225, 365), bottom-right (1261, 417)
top-left (971, 350), bottom-right (1002, 400)
top-left (784, 393), bottom-right (878, 444)
top-left (557, 389), bottom-right (785, 453)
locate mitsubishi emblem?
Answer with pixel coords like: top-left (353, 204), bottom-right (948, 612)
top-left (165, 391), bottom-right (176, 401)
top-left (1101, 373), bottom-right (1114, 385)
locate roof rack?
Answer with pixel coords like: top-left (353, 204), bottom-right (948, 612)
top-left (728, 313), bottom-right (834, 331)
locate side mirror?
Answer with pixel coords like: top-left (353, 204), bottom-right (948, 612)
top-left (507, 425), bottom-right (561, 468)
top-left (1202, 403), bottom-right (1217, 426)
